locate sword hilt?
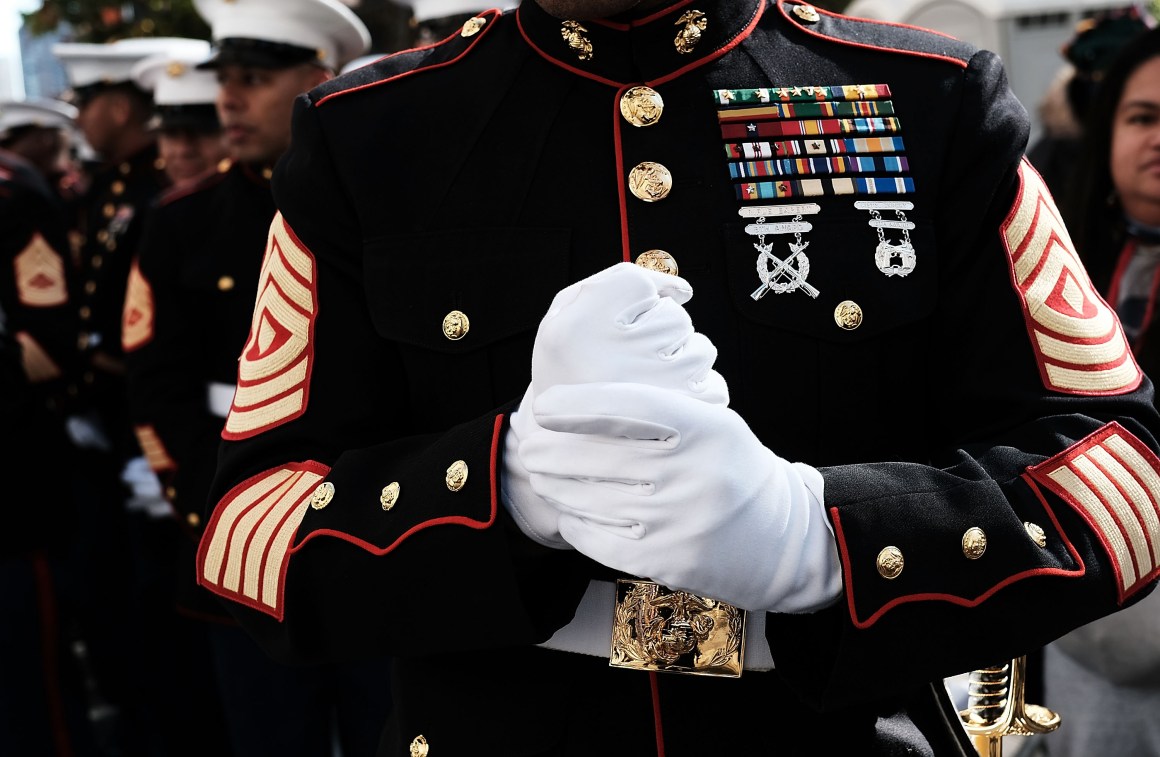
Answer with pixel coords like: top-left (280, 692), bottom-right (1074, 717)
top-left (958, 655), bottom-right (1061, 757)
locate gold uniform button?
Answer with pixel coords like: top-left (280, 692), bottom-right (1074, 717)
top-left (793, 3), bottom-right (820, 23)
top-left (105, 239), bottom-right (117, 251)
top-left (619, 85), bottom-right (664, 127)
top-left (627, 161), bottom-right (672, 202)
top-left (1025, 521), bottom-right (1048, 548)
top-left (154, 157), bottom-right (166, 172)
top-left (380, 482), bottom-right (400, 511)
top-left (103, 203), bottom-right (116, 218)
top-left (635, 250), bottom-right (678, 276)
top-left (876, 546), bottom-right (904, 579)
top-left (962, 527), bottom-right (987, 559)
top-left (217, 158), bottom-right (231, 173)
top-left (79, 306), bottom-right (91, 320)
top-left (461, 16), bottom-right (486, 36)
top-left (442, 310), bottom-right (469, 341)
top-left (165, 486), bottom-right (177, 500)
top-left (445, 460), bottom-right (468, 491)
top-left (84, 281), bottom-right (98, 294)
top-left (118, 161), bottom-right (132, 175)
top-left (111, 180), bottom-right (125, 196)
top-left (218, 275), bottom-right (235, 291)
top-left (96, 230), bottom-right (109, 243)
top-left (310, 481), bottom-right (335, 510)
top-left (91, 254), bottom-right (103, 269)
top-left (409, 735), bottom-right (429, 757)
top-left (186, 512), bottom-right (201, 528)
top-left (261, 166), bottom-right (273, 181)
top-left (834, 300), bottom-right (863, 331)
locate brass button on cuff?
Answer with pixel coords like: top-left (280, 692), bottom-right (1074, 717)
top-left (380, 482), bottom-right (400, 511)
top-left (442, 310), bottom-right (469, 340)
top-left (628, 161), bottom-right (673, 202)
top-left (1025, 521), bottom-right (1047, 548)
top-left (310, 481), bottom-right (335, 510)
top-left (445, 460), bottom-right (468, 491)
top-left (834, 300), bottom-right (863, 330)
top-left (877, 546), bottom-right (904, 579)
top-left (635, 250), bottom-right (678, 276)
top-left (620, 85), bottom-right (664, 127)
top-left (962, 527), bottom-right (987, 559)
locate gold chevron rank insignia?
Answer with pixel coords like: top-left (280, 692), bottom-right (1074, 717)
top-left (197, 462), bottom-right (329, 619)
top-left (122, 260), bottom-right (154, 352)
top-left (1027, 422), bottom-right (1160, 602)
top-left (15, 232), bottom-right (67, 307)
top-left (223, 212), bottom-right (316, 440)
top-left (1002, 160), bottom-right (1141, 395)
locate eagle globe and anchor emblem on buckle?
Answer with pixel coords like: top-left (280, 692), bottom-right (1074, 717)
top-left (609, 580), bottom-right (746, 677)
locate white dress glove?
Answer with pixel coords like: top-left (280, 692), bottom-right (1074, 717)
top-left (519, 382), bottom-right (843, 613)
top-left (502, 262), bottom-right (728, 547)
top-left (530, 261), bottom-right (727, 403)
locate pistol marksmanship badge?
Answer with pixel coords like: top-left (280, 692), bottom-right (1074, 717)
top-left (856, 200), bottom-right (916, 276)
top-left (741, 203), bottom-right (821, 299)
top-left (609, 580), bottom-right (745, 677)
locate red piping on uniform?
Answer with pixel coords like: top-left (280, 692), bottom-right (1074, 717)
top-left (316, 8), bottom-right (501, 106)
top-left (33, 552), bottom-right (73, 757)
top-left (830, 492), bottom-right (1085, 629)
top-left (294, 414), bottom-right (504, 555)
top-left (516, 14), bottom-right (623, 88)
top-left (613, 87), bottom-right (631, 262)
top-left (586, 0), bottom-right (701, 31)
top-left (1107, 238), bottom-right (1137, 310)
top-left (776, 0), bottom-right (968, 69)
top-left (650, 671), bottom-right (665, 757)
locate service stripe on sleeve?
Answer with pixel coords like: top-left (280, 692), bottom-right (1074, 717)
top-left (223, 213), bottom-right (316, 440)
top-left (197, 462), bottom-right (328, 619)
top-left (1002, 160), bottom-right (1141, 395)
top-left (133, 425), bottom-right (176, 473)
top-left (1028, 422), bottom-right (1160, 602)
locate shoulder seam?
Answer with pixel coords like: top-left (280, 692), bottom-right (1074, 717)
top-left (315, 7), bottom-right (503, 107)
top-left (777, 0), bottom-right (969, 70)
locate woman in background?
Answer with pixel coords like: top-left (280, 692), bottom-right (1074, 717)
top-left (1043, 23), bottom-right (1160, 757)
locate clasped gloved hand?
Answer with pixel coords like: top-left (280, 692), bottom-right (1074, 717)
top-left (501, 262), bottom-right (727, 547)
top-left (520, 382), bottom-right (843, 613)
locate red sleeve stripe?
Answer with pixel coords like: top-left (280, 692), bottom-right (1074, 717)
top-left (198, 463), bottom-right (327, 619)
top-left (1030, 423), bottom-right (1160, 602)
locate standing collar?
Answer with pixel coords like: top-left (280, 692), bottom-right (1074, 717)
top-left (516, 0), bottom-right (766, 86)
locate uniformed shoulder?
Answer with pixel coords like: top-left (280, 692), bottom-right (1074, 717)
top-left (310, 7), bottom-right (509, 107)
top-left (157, 162), bottom-right (230, 208)
top-left (775, 0), bottom-right (976, 69)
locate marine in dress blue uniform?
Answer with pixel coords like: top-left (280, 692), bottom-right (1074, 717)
top-left (125, 2), bottom-right (395, 755)
top-left (197, 1), bottom-right (1160, 754)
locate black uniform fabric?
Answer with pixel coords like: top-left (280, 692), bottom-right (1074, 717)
top-left (199, 1), bottom-right (1160, 754)
top-left (126, 160), bottom-right (274, 584)
top-left (126, 160), bottom-right (395, 757)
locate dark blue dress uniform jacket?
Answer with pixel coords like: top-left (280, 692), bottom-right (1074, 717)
top-left (124, 160), bottom-right (274, 619)
top-left (198, 1), bottom-right (1160, 754)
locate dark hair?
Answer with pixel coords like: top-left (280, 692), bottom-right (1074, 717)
top-left (1063, 24), bottom-right (1160, 286)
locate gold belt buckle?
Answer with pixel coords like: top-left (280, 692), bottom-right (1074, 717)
top-left (608, 579), bottom-right (745, 678)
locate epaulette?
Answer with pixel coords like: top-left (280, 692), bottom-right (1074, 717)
top-left (776, 0), bottom-right (975, 69)
top-left (312, 7), bottom-right (506, 107)
top-left (157, 159), bottom-right (231, 207)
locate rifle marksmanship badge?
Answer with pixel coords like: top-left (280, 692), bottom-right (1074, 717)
top-left (714, 84), bottom-right (918, 298)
